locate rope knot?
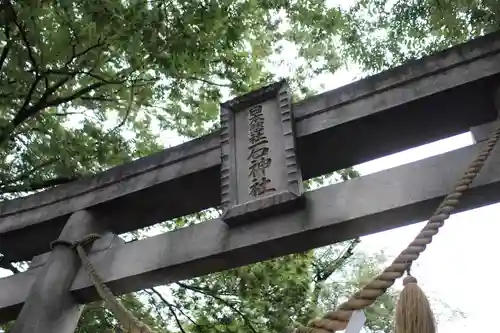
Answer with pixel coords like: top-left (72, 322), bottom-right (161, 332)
top-left (403, 275), bottom-right (417, 286)
top-left (50, 233), bottom-right (102, 250)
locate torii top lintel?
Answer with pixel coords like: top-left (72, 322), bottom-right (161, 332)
top-left (1, 31), bottom-right (500, 260)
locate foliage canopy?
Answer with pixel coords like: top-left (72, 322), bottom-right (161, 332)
top-left (1, 0), bottom-right (493, 331)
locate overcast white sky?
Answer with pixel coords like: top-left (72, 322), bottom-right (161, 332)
top-left (2, 80), bottom-right (496, 332)
top-left (356, 135), bottom-right (499, 333)
top-left (157, 50), bottom-right (499, 332)
top-left (277, 1), bottom-right (499, 330)
top-left (1, 2), bottom-right (498, 332)
top-left (308, 68), bottom-right (499, 333)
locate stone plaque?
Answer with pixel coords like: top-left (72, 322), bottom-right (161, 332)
top-left (220, 80), bottom-right (304, 226)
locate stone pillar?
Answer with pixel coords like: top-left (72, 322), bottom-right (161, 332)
top-left (470, 87), bottom-right (500, 143)
top-left (10, 210), bottom-right (103, 333)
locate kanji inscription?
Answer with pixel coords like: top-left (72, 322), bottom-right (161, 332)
top-left (220, 80), bottom-right (304, 226)
top-left (247, 105), bottom-right (276, 197)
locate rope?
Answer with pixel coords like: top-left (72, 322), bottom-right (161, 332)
top-left (49, 121), bottom-right (500, 333)
top-left (50, 234), bottom-right (155, 333)
top-left (294, 122), bottom-right (500, 333)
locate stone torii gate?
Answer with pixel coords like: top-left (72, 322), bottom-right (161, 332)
top-left (1, 30), bottom-right (500, 332)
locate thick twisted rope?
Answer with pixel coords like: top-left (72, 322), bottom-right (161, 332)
top-left (294, 122), bottom-right (500, 333)
top-left (51, 234), bottom-right (155, 333)
top-left (49, 122), bottom-right (500, 333)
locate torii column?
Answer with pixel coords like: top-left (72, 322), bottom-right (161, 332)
top-left (10, 210), bottom-right (103, 333)
top-left (470, 87), bottom-right (500, 144)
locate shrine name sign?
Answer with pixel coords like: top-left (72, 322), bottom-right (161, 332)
top-left (220, 80), bottom-right (305, 226)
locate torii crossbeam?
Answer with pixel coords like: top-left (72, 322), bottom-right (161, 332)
top-left (1, 31), bottom-right (500, 331)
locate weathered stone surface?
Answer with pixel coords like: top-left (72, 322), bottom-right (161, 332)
top-left (220, 80), bottom-right (304, 225)
top-left (0, 232), bottom-right (123, 324)
top-left (2, 141), bottom-right (500, 323)
top-left (471, 120), bottom-right (500, 143)
top-left (1, 31), bottom-right (500, 260)
top-left (9, 210), bottom-right (103, 333)
top-left (471, 88), bottom-right (500, 143)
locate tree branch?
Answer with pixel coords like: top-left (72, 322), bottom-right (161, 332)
top-left (0, 175), bottom-right (78, 194)
top-left (173, 282), bottom-right (237, 297)
top-left (316, 238), bottom-right (360, 282)
top-left (176, 282), bottom-right (258, 333)
top-left (44, 81), bottom-right (107, 109)
top-left (12, 14), bottom-right (38, 73)
top-left (66, 39), bottom-right (105, 67)
top-left (3, 158), bottom-right (58, 185)
top-left (107, 84), bottom-right (134, 134)
top-left (1, 41), bottom-right (110, 145)
top-left (18, 75), bottom-right (42, 116)
top-left (12, 79), bottom-right (104, 129)
top-left (0, 24), bottom-right (12, 72)
top-left (53, 111), bottom-right (84, 116)
top-left (41, 68), bottom-right (126, 85)
top-left (80, 96), bottom-right (117, 102)
top-left (147, 287), bottom-right (226, 333)
top-left (146, 288), bottom-right (188, 333)
top-left (186, 76), bottom-right (232, 88)
top-left (145, 288), bottom-right (210, 333)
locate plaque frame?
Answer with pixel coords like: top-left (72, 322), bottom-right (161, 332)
top-left (220, 80), bottom-right (305, 226)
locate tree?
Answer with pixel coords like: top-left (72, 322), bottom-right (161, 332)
top-left (59, 239), bottom-right (461, 333)
top-left (0, 0), bottom-right (349, 200)
top-left (335, 0), bottom-right (500, 73)
top-left (1, 0), bottom-right (483, 332)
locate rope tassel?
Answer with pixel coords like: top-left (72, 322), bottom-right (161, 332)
top-left (395, 275), bottom-right (436, 333)
top-left (294, 123), bottom-right (500, 333)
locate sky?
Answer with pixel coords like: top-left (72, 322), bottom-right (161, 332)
top-left (2, 95), bottom-right (497, 332)
top-left (122, 52), bottom-right (500, 332)
top-left (355, 134), bottom-right (499, 333)
top-left (272, 3), bottom-right (499, 330)
top-left (306, 69), bottom-right (499, 333)
top-left (1, 3), bottom-right (499, 333)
